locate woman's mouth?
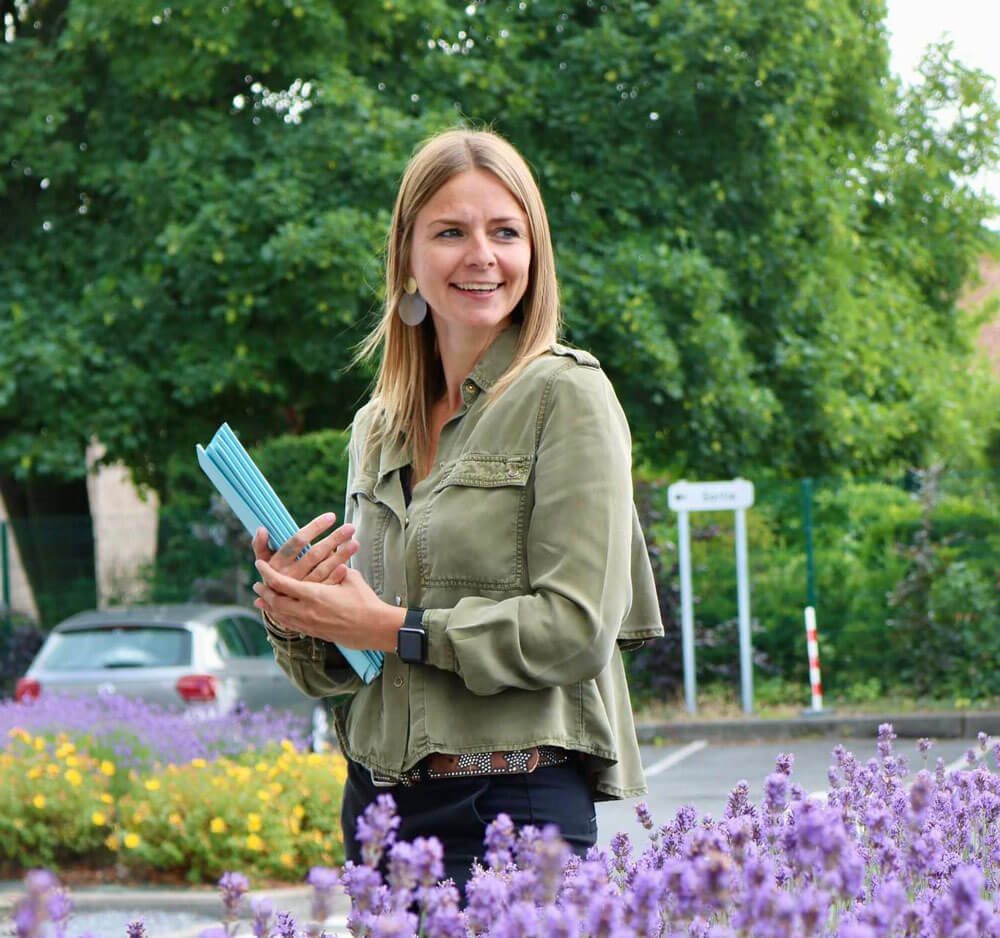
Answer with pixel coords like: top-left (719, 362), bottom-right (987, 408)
top-left (452, 282), bottom-right (502, 296)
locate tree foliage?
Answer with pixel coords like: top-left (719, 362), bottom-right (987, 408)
top-left (1, 0), bottom-right (999, 499)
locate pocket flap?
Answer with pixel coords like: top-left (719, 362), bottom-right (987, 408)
top-left (438, 453), bottom-right (533, 490)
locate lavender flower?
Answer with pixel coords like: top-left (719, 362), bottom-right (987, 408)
top-left (356, 794), bottom-right (401, 867)
top-left (774, 752), bottom-right (794, 776)
top-left (635, 800), bottom-right (655, 830)
top-left (275, 910), bottom-right (298, 938)
top-left (484, 812), bottom-right (517, 869)
top-left (218, 871), bottom-right (250, 922)
top-left (305, 866), bottom-right (339, 924)
top-left (250, 897), bottom-right (274, 938)
top-left (124, 919), bottom-right (146, 938)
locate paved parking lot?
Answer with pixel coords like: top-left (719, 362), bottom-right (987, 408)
top-left (596, 735), bottom-right (980, 850)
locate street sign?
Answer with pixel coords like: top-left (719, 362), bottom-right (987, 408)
top-left (667, 478), bottom-right (754, 512)
top-left (667, 478), bottom-right (756, 715)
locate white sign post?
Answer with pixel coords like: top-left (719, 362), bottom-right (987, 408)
top-left (667, 479), bottom-right (755, 715)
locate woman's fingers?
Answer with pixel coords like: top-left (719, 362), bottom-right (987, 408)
top-left (252, 527), bottom-right (275, 562)
top-left (273, 513), bottom-right (338, 568)
top-left (304, 536), bottom-right (358, 583)
top-left (255, 559), bottom-right (309, 600)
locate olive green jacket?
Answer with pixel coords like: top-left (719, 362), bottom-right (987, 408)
top-left (267, 325), bottom-right (663, 800)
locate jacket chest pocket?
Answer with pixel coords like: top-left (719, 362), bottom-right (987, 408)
top-left (417, 453), bottom-right (533, 591)
top-left (348, 474), bottom-right (391, 595)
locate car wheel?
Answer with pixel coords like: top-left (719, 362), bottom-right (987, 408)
top-left (311, 701), bottom-right (332, 753)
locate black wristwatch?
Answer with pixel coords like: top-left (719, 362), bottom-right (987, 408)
top-left (396, 607), bottom-right (427, 664)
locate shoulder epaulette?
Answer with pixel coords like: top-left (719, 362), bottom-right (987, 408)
top-left (549, 343), bottom-right (600, 368)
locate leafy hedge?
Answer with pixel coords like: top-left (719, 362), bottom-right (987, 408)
top-left (626, 468), bottom-right (1000, 703)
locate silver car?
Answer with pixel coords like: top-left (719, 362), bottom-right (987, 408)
top-left (14, 604), bottom-right (333, 749)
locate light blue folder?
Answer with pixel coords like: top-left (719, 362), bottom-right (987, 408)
top-left (196, 423), bottom-right (383, 684)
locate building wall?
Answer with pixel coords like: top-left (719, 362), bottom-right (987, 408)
top-left (0, 449), bottom-right (159, 621)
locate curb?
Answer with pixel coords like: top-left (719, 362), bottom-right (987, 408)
top-left (636, 711), bottom-right (1000, 744)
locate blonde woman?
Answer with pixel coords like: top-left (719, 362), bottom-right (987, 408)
top-left (252, 128), bottom-right (663, 891)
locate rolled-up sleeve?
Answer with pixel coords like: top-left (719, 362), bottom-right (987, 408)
top-left (424, 364), bottom-right (635, 695)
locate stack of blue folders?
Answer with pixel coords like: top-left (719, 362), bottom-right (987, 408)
top-left (196, 423), bottom-right (383, 684)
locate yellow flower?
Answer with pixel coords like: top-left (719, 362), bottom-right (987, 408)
top-left (191, 758), bottom-right (207, 768)
top-left (32, 794), bottom-right (46, 810)
top-left (255, 762), bottom-right (269, 774)
top-left (27, 766), bottom-right (42, 779)
top-left (65, 768), bottom-right (83, 787)
top-left (210, 817), bottom-right (227, 834)
top-left (55, 742), bottom-right (75, 758)
top-left (280, 739), bottom-right (296, 754)
top-left (65, 754), bottom-right (80, 767)
top-left (144, 778), bottom-right (161, 791)
top-left (256, 789), bottom-right (272, 803)
top-left (280, 852), bottom-right (295, 868)
top-left (292, 804), bottom-right (305, 819)
top-left (289, 817), bottom-right (301, 835)
top-left (100, 793), bottom-right (113, 804)
top-left (91, 811), bottom-right (107, 826)
top-left (245, 833), bottom-right (264, 851)
top-left (168, 813), bottom-right (183, 826)
top-left (247, 813), bottom-right (262, 833)
top-left (100, 760), bottom-right (116, 777)
top-left (123, 832), bottom-right (141, 849)
top-left (8, 727), bottom-right (30, 743)
top-left (34, 737), bottom-right (45, 750)
top-left (105, 833), bottom-right (120, 851)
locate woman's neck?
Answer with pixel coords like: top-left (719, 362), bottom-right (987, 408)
top-left (435, 321), bottom-right (509, 410)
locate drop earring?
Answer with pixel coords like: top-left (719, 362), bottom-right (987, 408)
top-left (398, 276), bottom-right (427, 326)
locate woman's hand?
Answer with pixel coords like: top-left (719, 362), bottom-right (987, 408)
top-left (252, 512), bottom-right (358, 586)
top-left (252, 561), bottom-right (404, 653)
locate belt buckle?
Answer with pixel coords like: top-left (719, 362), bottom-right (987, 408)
top-left (369, 768), bottom-right (398, 789)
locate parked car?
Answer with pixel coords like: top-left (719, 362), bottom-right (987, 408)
top-left (14, 604), bottom-right (333, 749)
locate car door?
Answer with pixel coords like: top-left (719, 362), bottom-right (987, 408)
top-left (227, 614), bottom-right (314, 719)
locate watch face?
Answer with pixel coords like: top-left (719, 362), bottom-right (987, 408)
top-left (398, 628), bottom-right (425, 663)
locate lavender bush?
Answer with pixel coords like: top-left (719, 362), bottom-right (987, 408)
top-left (10, 725), bottom-right (1000, 937)
top-left (0, 692), bottom-right (308, 770)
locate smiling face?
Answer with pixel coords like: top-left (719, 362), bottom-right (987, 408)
top-left (408, 168), bottom-right (532, 345)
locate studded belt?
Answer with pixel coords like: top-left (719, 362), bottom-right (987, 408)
top-left (370, 746), bottom-right (571, 788)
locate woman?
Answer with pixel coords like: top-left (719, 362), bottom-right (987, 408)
top-left (252, 128), bottom-right (663, 892)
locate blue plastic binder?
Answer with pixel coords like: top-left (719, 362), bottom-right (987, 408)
top-left (196, 423), bottom-right (383, 684)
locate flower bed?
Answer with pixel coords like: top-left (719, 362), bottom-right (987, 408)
top-left (0, 694), bottom-right (345, 881)
top-left (9, 724), bottom-right (1000, 936)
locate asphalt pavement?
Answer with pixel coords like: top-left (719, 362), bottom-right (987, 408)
top-left (2, 709), bottom-right (995, 937)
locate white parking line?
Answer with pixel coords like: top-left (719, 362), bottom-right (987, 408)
top-left (644, 739), bottom-right (708, 778)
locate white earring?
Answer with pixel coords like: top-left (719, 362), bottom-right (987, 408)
top-left (398, 276), bottom-right (427, 326)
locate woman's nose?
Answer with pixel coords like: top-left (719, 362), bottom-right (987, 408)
top-left (464, 231), bottom-right (496, 268)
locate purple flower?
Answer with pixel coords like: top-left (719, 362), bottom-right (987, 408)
top-left (877, 723), bottom-right (896, 760)
top-left (979, 732), bottom-right (989, 751)
top-left (484, 812), bottom-right (517, 869)
top-left (306, 866), bottom-right (339, 923)
top-left (356, 794), bottom-right (401, 868)
top-left (250, 897), bottom-right (274, 938)
top-left (275, 910), bottom-right (298, 938)
top-left (217, 872), bottom-right (249, 921)
top-left (635, 800), bottom-right (655, 830)
top-left (774, 752), bottom-right (794, 776)
top-left (763, 772), bottom-right (789, 813)
top-left (918, 737), bottom-right (933, 756)
top-left (124, 919), bottom-right (146, 938)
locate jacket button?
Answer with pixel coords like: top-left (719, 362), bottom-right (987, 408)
top-left (393, 676), bottom-right (405, 688)
top-left (464, 382), bottom-right (476, 395)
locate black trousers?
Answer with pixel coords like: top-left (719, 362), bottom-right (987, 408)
top-left (341, 757), bottom-right (598, 895)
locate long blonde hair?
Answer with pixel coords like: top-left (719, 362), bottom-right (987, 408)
top-left (356, 128), bottom-right (561, 474)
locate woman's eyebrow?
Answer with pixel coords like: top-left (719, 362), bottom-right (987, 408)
top-left (427, 216), bottom-right (526, 226)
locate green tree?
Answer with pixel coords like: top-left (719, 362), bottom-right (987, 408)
top-left (2, 1), bottom-right (999, 623)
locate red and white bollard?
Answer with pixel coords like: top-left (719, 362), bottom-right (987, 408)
top-left (804, 606), bottom-right (825, 713)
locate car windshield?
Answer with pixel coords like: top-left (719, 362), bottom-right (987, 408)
top-left (37, 627), bottom-right (193, 670)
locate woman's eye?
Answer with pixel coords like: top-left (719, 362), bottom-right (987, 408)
top-left (437, 228), bottom-right (462, 238)
top-left (496, 227), bottom-right (521, 239)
